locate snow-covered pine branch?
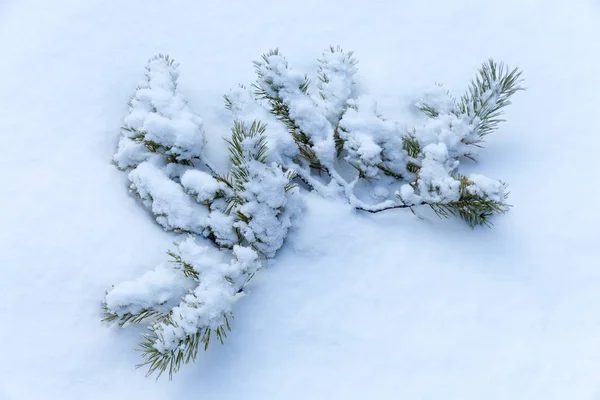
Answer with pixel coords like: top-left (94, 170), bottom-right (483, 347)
top-left (137, 238), bottom-right (260, 378)
top-left (103, 253), bottom-right (197, 327)
top-left (114, 54), bottom-right (206, 170)
top-left (397, 59), bottom-right (522, 225)
top-left (238, 49), bottom-right (522, 226)
top-left (128, 162), bottom-right (210, 234)
top-left (103, 237), bottom-right (262, 378)
top-left (414, 60), bottom-right (524, 160)
top-left (396, 143), bottom-right (510, 227)
top-left (105, 50), bottom-right (522, 379)
top-left (107, 121), bottom-right (302, 374)
top-left (218, 120), bottom-right (301, 258)
top-left (253, 49), bottom-right (334, 171)
top-left (315, 46), bottom-right (358, 125)
top-left (106, 62), bottom-right (300, 377)
top-left (338, 96), bottom-right (411, 180)
top-left (458, 60), bottom-right (524, 141)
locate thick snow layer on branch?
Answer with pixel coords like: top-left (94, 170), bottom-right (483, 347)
top-left (180, 169), bottom-right (227, 204)
top-left (153, 274), bottom-right (234, 353)
top-left (114, 56), bottom-right (206, 169)
top-left (207, 210), bottom-right (238, 247)
top-left (226, 86), bottom-right (299, 164)
top-left (414, 85), bottom-right (480, 160)
top-left (399, 143), bottom-right (460, 205)
top-left (105, 264), bottom-right (195, 318)
top-left (315, 47), bottom-right (358, 124)
top-left (466, 173), bottom-right (506, 202)
top-left (399, 145), bottom-right (506, 207)
top-left (339, 96), bottom-right (409, 179)
top-left (128, 162), bottom-right (209, 233)
top-left (255, 52), bottom-right (336, 164)
top-left (234, 160), bottom-right (301, 257)
top-left (149, 238), bottom-right (260, 354)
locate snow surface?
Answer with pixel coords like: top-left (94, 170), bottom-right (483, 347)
top-left (1, 0), bottom-right (600, 399)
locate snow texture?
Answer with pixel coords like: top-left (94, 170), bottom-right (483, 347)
top-left (315, 47), bottom-right (358, 124)
top-left (339, 96), bottom-right (409, 179)
top-left (180, 169), bottom-right (227, 204)
top-left (254, 52), bottom-right (337, 165)
top-left (233, 160), bottom-right (301, 258)
top-left (148, 238), bottom-right (259, 354)
top-left (246, 46), bottom-right (507, 217)
top-left (414, 86), bottom-right (480, 161)
top-left (128, 162), bottom-right (209, 233)
top-left (105, 264), bottom-right (195, 318)
top-left (399, 143), bottom-right (460, 204)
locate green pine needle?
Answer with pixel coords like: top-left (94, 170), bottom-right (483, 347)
top-left (458, 59), bottom-right (524, 140)
top-left (429, 175), bottom-right (511, 227)
top-left (137, 314), bottom-right (232, 379)
top-left (252, 50), bottom-right (324, 170)
top-left (102, 303), bottom-right (167, 328)
top-left (167, 247), bottom-right (199, 280)
top-left (402, 133), bottom-right (421, 174)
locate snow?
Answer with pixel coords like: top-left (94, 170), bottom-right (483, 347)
top-left (233, 166), bottom-right (298, 257)
top-left (227, 135), bottom-right (302, 258)
top-left (315, 46), bottom-right (358, 125)
top-left (180, 169), bottom-right (224, 203)
top-left (225, 85), bottom-right (300, 163)
top-left (105, 263), bottom-right (195, 318)
top-left (114, 55), bottom-right (205, 169)
top-left (2, 0), bottom-right (600, 399)
top-left (467, 173), bottom-right (506, 203)
top-left (339, 96), bottom-right (408, 179)
top-left (128, 162), bottom-right (209, 233)
top-left (255, 51), bottom-right (336, 164)
top-left (148, 238), bottom-right (242, 355)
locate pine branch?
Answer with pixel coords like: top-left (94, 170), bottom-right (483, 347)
top-left (221, 120), bottom-right (298, 256)
top-left (316, 46), bottom-right (359, 161)
top-left (221, 120), bottom-right (270, 201)
top-left (402, 132), bottom-right (422, 174)
top-left (102, 285), bottom-right (170, 328)
top-left (356, 203), bottom-right (422, 213)
top-left (252, 50), bottom-right (324, 170)
top-left (167, 246), bottom-right (199, 280)
top-left (333, 125), bottom-right (345, 158)
top-left (365, 176), bottom-right (509, 227)
top-left (103, 304), bottom-right (167, 327)
top-left (106, 53), bottom-right (521, 380)
top-left (429, 176), bottom-right (510, 227)
top-left (457, 59), bottom-right (524, 140)
top-left (138, 314), bottom-right (232, 379)
top-left (317, 46), bottom-right (357, 88)
top-left (226, 120), bottom-right (269, 165)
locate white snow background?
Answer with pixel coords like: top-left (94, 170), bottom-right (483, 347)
top-left (1, 0), bottom-right (600, 399)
